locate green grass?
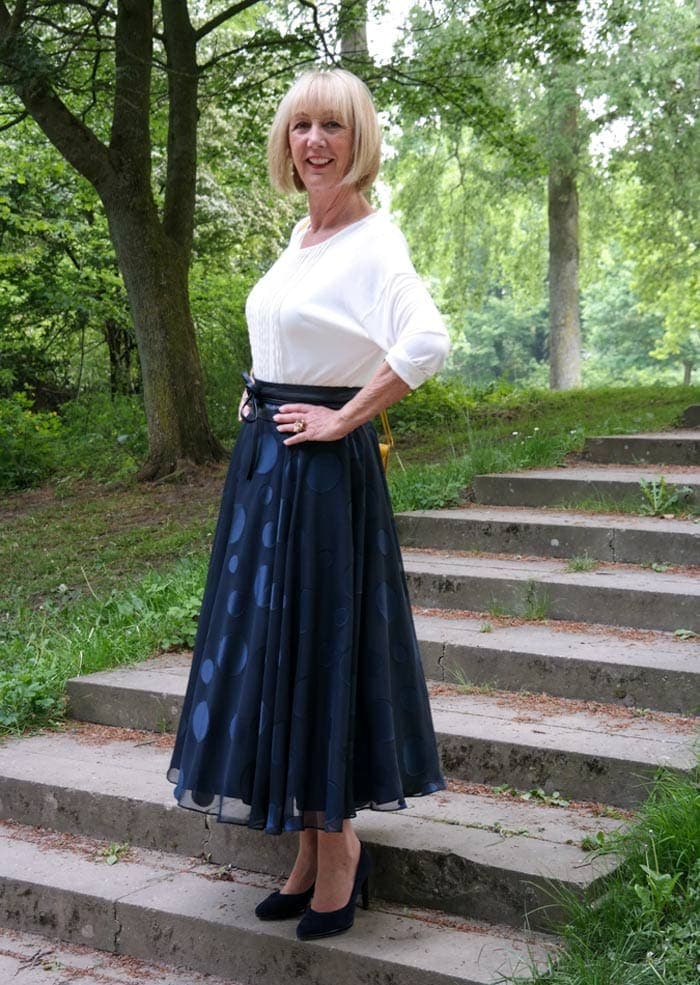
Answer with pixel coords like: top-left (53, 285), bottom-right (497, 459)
top-left (511, 764), bottom-right (700, 985)
top-left (385, 381), bottom-right (699, 512)
top-left (1, 382), bottom-right (698, 740)
top-left (565, 553), bottom-right (598, 573)
top-left (0, 555), bottom-right (208, 735)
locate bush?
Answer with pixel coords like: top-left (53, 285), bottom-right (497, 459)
top-left (0, 389), bottom-right (62, 491)
top-left (54, 390), bottom-right (148, 482)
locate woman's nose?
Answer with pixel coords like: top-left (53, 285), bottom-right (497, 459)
top-left (308, 123), bottom-right (326, 145)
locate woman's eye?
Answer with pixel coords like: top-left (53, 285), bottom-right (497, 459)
top-left (325, 121), bottom-right (341, 129)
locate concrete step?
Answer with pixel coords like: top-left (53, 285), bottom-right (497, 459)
top-left (429, 688), bottom-right (696, 807)
top-left (62, 654), bottom-right (697, 808)
top-left (0, 726), bottom-right (623, 932)
top-left (0, 821), bottom-right (556, 985)
top-left (582, 431), bottom-right (700, 466)
top-left (396, 505), bottom-right (699, 567)
top-left (414, 614), bottom-right (700, 715)
top-left (402, 551), bottom-right (700, 634)
top-left (0, 923), bottom-right (243, 985)
top-left (473, 465), bottom-right (700, 510)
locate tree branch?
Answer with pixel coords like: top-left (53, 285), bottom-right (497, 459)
top-left (298, 0), bottom-right (335, 63)
top-left (0, 1), bottom-right (113, 190)
top-left (194, 0), bottom-right (262, 41)
top-left (0, 107), bottom-right (27, 130)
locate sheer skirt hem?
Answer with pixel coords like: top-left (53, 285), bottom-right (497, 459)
top-left (167, 766), bottom-right (446, 835)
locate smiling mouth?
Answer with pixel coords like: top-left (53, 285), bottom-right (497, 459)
top-left (307, 157), bottom-right (332, 166)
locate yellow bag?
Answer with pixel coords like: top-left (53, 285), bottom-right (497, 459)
top-left (378, 409), bottom-right (393, 473)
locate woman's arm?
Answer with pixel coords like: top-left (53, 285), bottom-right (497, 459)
top-left (274, 361), bottom-right (410, 446)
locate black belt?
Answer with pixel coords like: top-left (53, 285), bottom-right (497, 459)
top-left (239, 372), bottom-right (360, 480)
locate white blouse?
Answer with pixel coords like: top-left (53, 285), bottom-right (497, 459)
top-left (245, 211), bottom-right (450, 390)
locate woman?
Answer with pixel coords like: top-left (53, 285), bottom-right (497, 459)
top-left (166, 68), bottom-right (450, 942)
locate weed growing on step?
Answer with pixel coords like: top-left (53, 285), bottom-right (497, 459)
top-left (595, 805), bottom-right (627, 820)
top-left (521, 787), bottom-right (570, 808)
top-left (639, 477), bottom-right (695, 517)
top-left (97, 841), bottom-right (131, 865)
top-left (510, 762), bottom-right (700, 985)
top-left (565, 553), bottom-right (598, 573)
top-left (488, 600), bottom-right (510, 618)
top-left (479, 621), bottom-right (493, 633)
top-left (581, 831), bottom-right (612, 852)
top-left (674, 629), bottom-right (698, 640)
top-left (447, 666), bottom-right (498, 694)
top-left (493, 784), bottom-right (571, 808)
top-left (523, 581), bottom-right (550, 621)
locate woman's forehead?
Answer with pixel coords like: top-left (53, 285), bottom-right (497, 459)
top-left (289, 101), bottom-right (348, 121)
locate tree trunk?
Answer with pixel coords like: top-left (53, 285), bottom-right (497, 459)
top-left (104, 318), bottom-right (137, 396)
top-left (548, 162), bottom-right (581, 389)
top-left (683, 360), bottom-right (693, 385)
top-left (103, 186), bottom-right (225, 479)
top-left (338, 0), bottom-right (368, 67)
top-left (0, 0), bottom-right (228, 480)
top-left (548, 94), bottom-right (581, 390)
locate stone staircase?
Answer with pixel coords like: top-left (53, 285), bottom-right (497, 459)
top-left (0, 427), bottom-right (698, 984)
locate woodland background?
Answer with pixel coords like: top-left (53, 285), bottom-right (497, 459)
top-left (0, 0), bottom-right (697, 490)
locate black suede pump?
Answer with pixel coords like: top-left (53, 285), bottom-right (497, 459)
top-left (295, 843), bottom-right (372, 941)
top-left (254, 883), bottom-right (315, 921)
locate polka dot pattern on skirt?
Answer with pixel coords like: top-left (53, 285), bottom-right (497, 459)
top-left (166, 386), bottom-right (445, 834)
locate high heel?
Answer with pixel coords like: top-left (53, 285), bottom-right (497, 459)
top-left (296, 843), bottom-right (372, 941)
top-left (254, 882), bottom-right (315, 921)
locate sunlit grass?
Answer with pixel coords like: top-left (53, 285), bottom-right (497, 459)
top-left (510, 763), bottom-right (700, 985)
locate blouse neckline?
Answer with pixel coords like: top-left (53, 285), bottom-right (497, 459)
top-left (295, 210), bottom-right (380, 252)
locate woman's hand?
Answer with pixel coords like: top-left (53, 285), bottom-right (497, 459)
top-left (273, 403), bottom-right (351, 445)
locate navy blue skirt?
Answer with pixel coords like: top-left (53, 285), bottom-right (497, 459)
top-left (166, 376), bottom-right (446, 834)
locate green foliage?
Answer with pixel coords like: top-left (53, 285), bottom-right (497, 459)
top-left (387, 382), bottom-right (699, 512)
top-left (54, 391), bottom-right (149, 483)
top-left (565, 554), bottom-right (597, 573)
top-left (639, 477), bottom-right (695, 517)
top-left (384, 0), bottom-right (698, 388)
top-left (511, 763), bottom-right (700, 985)
top-left (0, 388), bottom-right (62, 490)
top-left (0, 556), bottom-right (208, 737)
top-left (0, 128), bottom-right (133, 400)
top-left (97, 842), bottom-right (131, 865)
top-left (522, 581), bottom-right (550, 621)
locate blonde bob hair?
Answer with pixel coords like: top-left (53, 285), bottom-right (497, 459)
top-left (267, 69), bottom-right (382, 194)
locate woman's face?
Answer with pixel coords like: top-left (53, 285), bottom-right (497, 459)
top-left (288, 107), bottom-right (354, 192)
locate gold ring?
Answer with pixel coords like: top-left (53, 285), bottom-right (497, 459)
top-left (293, 419), bottom-right (306, 434)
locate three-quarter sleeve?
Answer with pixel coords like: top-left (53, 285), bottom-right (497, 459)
top-left (379, 272), bottom-right (450, 389)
